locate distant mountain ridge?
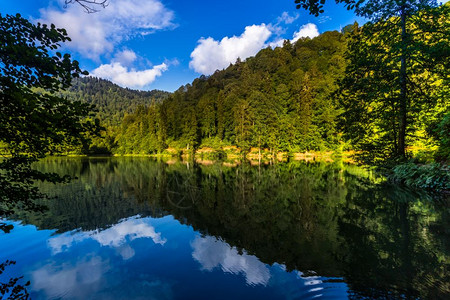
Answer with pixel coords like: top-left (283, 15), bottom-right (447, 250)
top-left (61, 77), bottom-right (171, 125)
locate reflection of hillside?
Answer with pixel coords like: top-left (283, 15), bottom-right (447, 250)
top-left (15, 157), bottom-right (168, 232)
top-left (13, 157), bottom-right (450, 299)
top-left (162, 161), bottom-right (351, 276)
top-left (337, 185), bottom-right (450, 299)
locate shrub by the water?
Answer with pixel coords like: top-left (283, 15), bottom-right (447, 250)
top-left (389, 163), bottom-right (449, 191)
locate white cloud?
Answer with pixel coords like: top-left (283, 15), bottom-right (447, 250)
top-left (270, 23), bottom-right (320, 49)
top-left (191, 236), bottom-right (271, 286)
top-left (189, 24), bottom-right (272, 75)
top-left (91, 62), bottom-right (168, 89)
top-left (277, 11), bottom-right (299, 25)
top-left (190, 21), bottom-right (320, 75)
top-left (48, 216), bottom-right (167, 258)
top-left (318, 15), bottom-right (332, 24)
top-left (37, 0), bottom-right (175, 60)
top-left (113, 49), bottom-right (138, 66)
top-left (268, 39), bottom-right (286, 49)
top-left (292, 23), bottom-right (320, 42)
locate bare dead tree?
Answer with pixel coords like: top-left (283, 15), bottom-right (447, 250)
top-left (65, 0), bottom-right (109, 13)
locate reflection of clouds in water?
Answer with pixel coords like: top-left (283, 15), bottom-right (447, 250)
top-left (48, 216), bottom-right (166, 259)
top-left (32, 255), bottom-right (110, 299)
top-left (191, 235), bottom-right (271, 286)
top-left (31, 255), bottom-right (174, 300)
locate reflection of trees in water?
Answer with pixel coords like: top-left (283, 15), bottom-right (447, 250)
top-left (166, 171), bottom-right (199, 209)
top-left (6, 157), bottom-right (449, 299)
top-left (159, 160), bottom-right (448, 299)
top-left (338, 185), bottom-right (450, 299)
top-left (14, 157), bottom-right (166, 232)
top-left (165, 161), bottom-right (352, 276)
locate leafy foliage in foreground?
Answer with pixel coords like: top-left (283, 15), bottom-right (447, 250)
top-left (339, 2), bottom-right (449, 163)
top-left (0, 13), bottom-right (99, 216)
top-left (0, 260), bottom-right (30, 300)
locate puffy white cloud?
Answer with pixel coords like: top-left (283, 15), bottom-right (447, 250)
top-left (292, 23), bottom-right (320, 42)
top-left (91, 62), bottom-right (168, 89)
top-left (269, 23), bottom-right (320, 49)
top-left (48, 216), bottom-right (167, 258)
top-left (190, 22), bottom-right (320, 75)
top-left (37, 0), bottom-right (175, 60)
top-left (189, 24), bottom-right (272, 75)
top-left (268, 39), bottom-right (285, 49)
top-left (191, 236), bottom-right (271, 286)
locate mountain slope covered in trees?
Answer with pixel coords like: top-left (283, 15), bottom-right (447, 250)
top-left (62, 4), bottom-right (448, 165)
top-left (111, 2), bottom-right (448, 164)
top-left (61, 77), bottom-right (171, 126)
top-left (115, 29), bottom-right (350, 154)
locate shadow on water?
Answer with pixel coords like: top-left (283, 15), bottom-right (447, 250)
top-left (1, 157), bottom-right (449, 299)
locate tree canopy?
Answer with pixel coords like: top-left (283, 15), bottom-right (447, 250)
top-left (0, 13), bottom-right (99, 217)
top-left (294, 0), bottom-right (438, 19)
top-left (89, 3), bottom-right (448, 163)
top-left (112, 31), bottom-right (348, 155)
top-left (296, 0), bottom-right (448, 162)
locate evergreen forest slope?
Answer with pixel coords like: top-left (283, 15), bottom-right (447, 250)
top-left (63, 6), bottom-right (448, 166)
top-left (61, 77), bottom-right (171, 126)
top-left (114, 29), bottom-right (350, 155)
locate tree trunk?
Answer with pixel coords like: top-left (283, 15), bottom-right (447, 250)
top-left (258, 135), bottom-right (261, 165)
top-left (398, 6), bottom-right (408, 158)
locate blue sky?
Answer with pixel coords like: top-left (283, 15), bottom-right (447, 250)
top-left (1, 0), bottom-right (367, 91)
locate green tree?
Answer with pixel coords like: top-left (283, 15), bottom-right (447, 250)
top-left (0, 14), bottom-right (98, 217)
top-left (296, 0), bottom-right (447, 161)
top-left (182, 108), bottom-right (199, 152)
top-left (341, 4), bottom-right (448, 162)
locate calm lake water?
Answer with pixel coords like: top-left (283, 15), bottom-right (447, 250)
top-left (0, 157), bottom-right (449, 299)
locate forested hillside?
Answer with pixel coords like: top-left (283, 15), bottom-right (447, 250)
top-left (112, 3), bottom-right (448, 165)
top-left (115, 29), bottom-right (350, 154)
top-left (60, 3), bottom-right (448, 166)
top-left (61, 77), bottom-right (170, 126)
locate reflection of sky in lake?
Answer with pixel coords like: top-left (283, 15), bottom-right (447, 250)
top-left (48, 216), bottom-right (166, 259)
top-left (0, 215), bottom-right (348, 299)
top-left (192, 235), bottom-right (271, 286)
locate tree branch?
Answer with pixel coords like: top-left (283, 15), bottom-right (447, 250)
top-left (65, 0), bottom-right (109, 13)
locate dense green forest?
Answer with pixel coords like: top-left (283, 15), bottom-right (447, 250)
top-left (113, 29), bottom-right (348, 155)
top-left (1, 2), bottom-right (448, 215)
top-left (80, 4), bottom-right (448, 165)
top-left (61, 77), bottom-right (170, 126)
top-left (29, 3), bottom-right (445, 168)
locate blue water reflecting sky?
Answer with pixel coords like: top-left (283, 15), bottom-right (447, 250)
top-left (1, 215), bottom-right (348, 299)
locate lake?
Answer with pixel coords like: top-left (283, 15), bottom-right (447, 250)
top-left (0, 157), bottom-right (448, 299)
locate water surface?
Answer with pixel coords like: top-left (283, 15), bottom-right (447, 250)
top-left (0, 157), bottom-right (448, 299)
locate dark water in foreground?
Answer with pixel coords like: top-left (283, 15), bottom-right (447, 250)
top-left (0, 157), bottom-right (449, 299)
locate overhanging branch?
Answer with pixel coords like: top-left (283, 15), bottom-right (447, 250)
top-left (65, 0), bottom-right (109, 13)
